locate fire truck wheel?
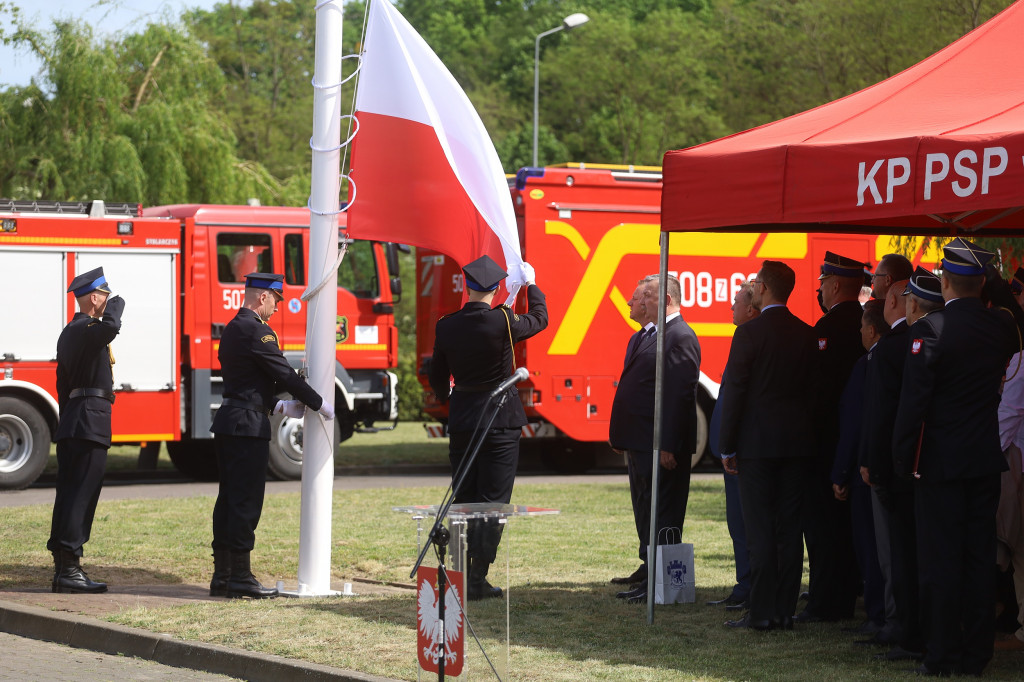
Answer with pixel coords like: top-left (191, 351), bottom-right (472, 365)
top-left (0, 397), bottom-right (51, 490)
top-left (267, 412), bottom-right (341, 481)
top-left (165, 439), bottom-right (219, 481)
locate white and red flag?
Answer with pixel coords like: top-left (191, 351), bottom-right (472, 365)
top-left (348, 0), bottom-right (525, 302)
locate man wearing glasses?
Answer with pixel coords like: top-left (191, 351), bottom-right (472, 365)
top-left (870, 254), bottom-right (913, 301)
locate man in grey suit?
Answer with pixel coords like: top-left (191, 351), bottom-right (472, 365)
top-left (719, 260), bottom-right (816, 630)
top-left (609, 274), bottom-right (701, 603)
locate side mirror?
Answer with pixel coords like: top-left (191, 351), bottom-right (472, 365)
top-left (390, 276), bottom-right (402, 302)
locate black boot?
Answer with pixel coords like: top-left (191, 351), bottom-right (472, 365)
top-left (52, 550), bottom-right (107, 594)
top-left (210, 549), bottom-right (231, 597)
top-left (225, 551), bottom-right (278, 599)
top-left (467, 558), bottom-right (502, 601)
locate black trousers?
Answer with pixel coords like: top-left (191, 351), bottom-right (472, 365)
top-left (449, 427), bottom-right (520, 564)
top-left (47, 438), bottom-right (108, 556)
top-left (916, 474), bottom-right (1000, 675)
top-left (887, 485), bottom-right (925, 651)
top-left (627, 450), bottom-right (691, 565)
top-left (212, 434), bottom-right (269, 552)
top-left (803, 464), bottom-right (860, 619)
top-left (739, 457), bottom-right (808, 623)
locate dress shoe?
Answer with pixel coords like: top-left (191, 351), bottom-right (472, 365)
top-left (52, 551), bottom-right (107, 594)
top-left (616, 586), bottom-right (646, 600)
top-left (792, 609), bottom-right (824, 624)
top-left (467, 558), bottom-right (503, 600)
top-left (799, 591), bottom-right (809, 601)
top-left (468, 580), bottom-right (503, 600)
top-left (626, 590), bottom-right (648, 604)
top-left (725, 615), bottom-right (773, 631)
top-left (875, 646), bottom-right (924, 662)
top-left (209, 548), bottom-right (231, 597)
top-left (225, 551), bottom-right (278, 599)
top-left (774, 616), bottom-right (794, 630)
top-left (707, 594), bottom-right (748, 607)
top-left (610, 565), bottom-right (647, 585)
top-left (725, 601), bottom-right (748, 612)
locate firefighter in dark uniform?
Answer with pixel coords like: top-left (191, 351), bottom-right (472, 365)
top-left (800, 251), bottom-right (866, 623)
top-left (893, 238), bottom-right (1024, 676)
top-left (428, 255), bottom-right (547, 600)
top-left (210, 273), bottom-right (333, 599)
top-left (48, 266), bottom-right (124, 593)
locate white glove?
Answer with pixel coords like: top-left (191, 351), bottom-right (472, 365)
top-left (507, 261), bottom-right (536, 290)
top-left (274, 399), bottom-right (305, 419)
top-left (318, 402), bottom-right (335, 420)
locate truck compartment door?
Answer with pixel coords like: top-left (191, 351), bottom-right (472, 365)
top-left (0, 251), bottom-right (65, 361)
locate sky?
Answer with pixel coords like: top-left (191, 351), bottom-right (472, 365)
top-left (0, 0), bottom-right (240, 87)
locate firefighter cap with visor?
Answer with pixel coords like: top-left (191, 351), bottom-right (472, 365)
top-left (245, 272), bottom-right (285, 300)
top-left (941, 236), bottom-right (995, 276)
top-left (67, 266), bottom-right (112, 297)
top-left (462, 255), bottom-right (507, 292)
top-left (819, 251), bottom-right (868, 279)
top-left (902, 266), bottom-right (944, 303)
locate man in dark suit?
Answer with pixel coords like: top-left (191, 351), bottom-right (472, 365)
top-left (719, 260), bottom-right (816, 630)
top-left (863, 267), bottom-right (942, 662)
top-left (831, 300), bottom-right (887, 639)
top-left (800, 251), bottom-right (866, 623)
top-left (707, 280), bottom-right (759, 610)
top-left (48, 267), bottom-right (124, 594)
top-left (857, 257), bottom-right (911, 647)
top-left (211, 273), bottom-right (332, 599)
top-left (893, 238), bottom-right (1023, 676)
top-left (609, 274), bottom-right (701, 603)
top-left (429, 256), bottom-right (547, 600)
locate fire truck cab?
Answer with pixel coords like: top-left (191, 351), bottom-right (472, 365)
top-left (0, 199), bottom-right (400, 489)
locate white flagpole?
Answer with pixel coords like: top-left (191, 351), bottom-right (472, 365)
top-left (295, 0), bottom-right (343, 596)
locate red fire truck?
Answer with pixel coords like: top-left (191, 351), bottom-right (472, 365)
top-left (0, 200), bottom-right (400, 489)
top-left (417, 164), bottom-right (940, 471)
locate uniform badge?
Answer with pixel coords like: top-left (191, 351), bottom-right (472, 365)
top-left (818, 338), bottom-right (828, 351)
top-left (260, 334), bottom-right (276, 344)
top-left (911, 339), bottom-right (923, 354)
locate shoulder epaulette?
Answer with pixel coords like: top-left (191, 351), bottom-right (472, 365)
top-left (499, 303), bottom-right (520, 321)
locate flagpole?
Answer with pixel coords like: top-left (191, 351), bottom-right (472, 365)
top-left (294, 0), bottom-right (343, 597)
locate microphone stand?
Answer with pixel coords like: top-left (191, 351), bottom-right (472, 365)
top-left (410, 388), bottom-right (511, 682)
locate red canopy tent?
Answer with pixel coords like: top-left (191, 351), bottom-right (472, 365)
top-left (661, 0), bottom-right (1024, 237)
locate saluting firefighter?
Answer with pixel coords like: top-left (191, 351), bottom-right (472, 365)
top-left (428, 255), bottom-right (547, 600)
top-left (210, 273), bottom-right (333, 599)
top-left (48, 266), bottom-right (125, 593)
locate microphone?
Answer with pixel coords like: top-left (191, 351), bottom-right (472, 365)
top-left (489, 367), bottom-right (530, 399)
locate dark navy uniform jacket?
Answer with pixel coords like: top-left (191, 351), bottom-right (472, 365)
top-left (813, 299), bottom-right (866, 460)
top-left (54, 296), bottom-right (125, 446)
top-left (860, 319), bottom-right (909, 490)
top-left (211, 308), bottom-right (323, 440)
top-left (893, 298), bottom-right (1016, 480)
top-left (428, 285), bottom-right (548, 433)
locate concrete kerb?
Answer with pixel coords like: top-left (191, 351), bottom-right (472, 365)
top-left (0, 599), bottom-right (399, 682)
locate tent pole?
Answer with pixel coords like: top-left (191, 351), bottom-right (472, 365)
top-left (647, 231), bottom-right (669, 624)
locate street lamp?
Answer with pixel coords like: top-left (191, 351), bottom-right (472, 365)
top-left (533, 12), bottom-right (589, 168)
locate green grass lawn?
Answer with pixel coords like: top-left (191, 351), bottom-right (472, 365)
top-left (2, 477), bottom-right (1020, 681)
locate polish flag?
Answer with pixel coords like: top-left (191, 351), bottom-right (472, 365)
top-left (348, 0), bottom-right (525, 302)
